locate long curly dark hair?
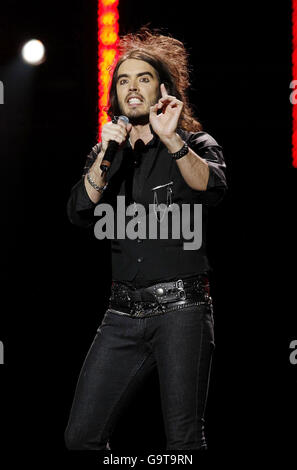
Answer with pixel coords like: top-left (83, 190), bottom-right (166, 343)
top-left (107, 28), bottom-right (202, 132)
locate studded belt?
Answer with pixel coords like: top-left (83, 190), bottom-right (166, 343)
top-left (108, 275), bottom-right (212, 317)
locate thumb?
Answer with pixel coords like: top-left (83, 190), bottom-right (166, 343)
top-left (126, 123), bottom-right (132, 133)
top-left (149, 103), bottom-right (158, 116)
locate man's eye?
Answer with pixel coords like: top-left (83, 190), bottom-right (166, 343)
top-left (119, 79), bottom-right (128, 85)
top-left (140, 77), bottom-right (149, 83)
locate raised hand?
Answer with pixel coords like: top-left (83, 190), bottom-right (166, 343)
top-left (149, 83), bottom-right (183, 142)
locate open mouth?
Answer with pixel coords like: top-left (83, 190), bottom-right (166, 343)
top-left (127, 96), bottom-right (143, 106)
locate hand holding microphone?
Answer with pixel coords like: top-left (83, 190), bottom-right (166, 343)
top-left (100, 116), bottom-right (131, 176)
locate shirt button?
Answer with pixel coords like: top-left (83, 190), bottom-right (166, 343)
top-left (137, 257), bottom-right (143, 263)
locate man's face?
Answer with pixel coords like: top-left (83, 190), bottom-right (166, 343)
top-left (116, 59), bottom-right (160, 121)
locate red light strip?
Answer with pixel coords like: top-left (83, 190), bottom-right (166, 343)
top-left (292, 0), bottom-right (297, 167)
top-left (97, 0), bottom-right (119, 140)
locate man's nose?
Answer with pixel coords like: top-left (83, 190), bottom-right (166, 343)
top-left (129, 80), bottom-right (139, 91)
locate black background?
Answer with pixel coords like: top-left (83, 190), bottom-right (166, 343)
top-left (0, 0), bottom-right (296, 466)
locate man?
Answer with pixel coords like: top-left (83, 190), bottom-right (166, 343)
top-left (65, 28), bottom-right (227, 451)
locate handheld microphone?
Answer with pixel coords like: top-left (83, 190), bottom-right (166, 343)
top-left (100, 115), bottom-right (130, 176)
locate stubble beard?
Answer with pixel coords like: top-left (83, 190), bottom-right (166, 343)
top-left (118, 94), bottom-right (159, 126)
top-left (118, 104), bottom-right (149, 126)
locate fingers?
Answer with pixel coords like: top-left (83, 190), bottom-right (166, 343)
top-left (160, 83), bottom-right (168, 97)
top-left (154, 97), bottom-right (183, 115)
top-left (168, 98), bottom-right (183, 109)
top-left (159, 96), bottom-right (182, 106)
top-left (158, 84), bottom-right (183, 108)
top-left (150, 96), bottom-right (183, 119)
top-left (126, 123), bottom-right (132, 133)
top-left (117, 119), bottom-right (132, 135)
top-left (159, 83), bottom-right (181, 102)
top-left (101, 121), bottom-right (129, 147)
top-left (149, 103), bottom-right (159, 116)
top-left (117, 119), bottom-right (127, 130)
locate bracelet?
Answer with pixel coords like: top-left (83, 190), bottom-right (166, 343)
top-left (87, 171), bottom-right (108, 193)
top-left (168, 141), bottom-right (189, 160)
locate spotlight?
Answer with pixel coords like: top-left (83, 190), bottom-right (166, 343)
top-left (21, 39), bottom-right (46, 65)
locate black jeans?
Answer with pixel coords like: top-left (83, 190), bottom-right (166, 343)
top-left (64, 300), bottom-right (215, 451)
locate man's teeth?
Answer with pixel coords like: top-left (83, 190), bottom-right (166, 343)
top-left (128, 98), bottom-right (142, 104)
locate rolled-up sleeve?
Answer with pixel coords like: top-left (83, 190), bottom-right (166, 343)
top-left (66, 143), bottom-right (101, 227)
top-left (188, 132), bottom-right (228, 206)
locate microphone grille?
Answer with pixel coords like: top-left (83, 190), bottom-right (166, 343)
top-left (118, 115), bottom-right (130, 125)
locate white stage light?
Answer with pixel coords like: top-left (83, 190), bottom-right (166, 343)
top-left (21, 39), bottom-right (46, 65)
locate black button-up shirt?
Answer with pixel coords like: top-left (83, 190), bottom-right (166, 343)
top-left (67, 128), bottom-right (227, 288)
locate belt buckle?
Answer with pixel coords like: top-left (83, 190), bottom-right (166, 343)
top-left (153, 279), bottom-right (186, 303)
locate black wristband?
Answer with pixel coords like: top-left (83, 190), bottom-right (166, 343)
top-left (168, 142), bottom-right (189, 160)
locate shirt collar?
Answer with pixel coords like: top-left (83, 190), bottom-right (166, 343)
top-left (126, 124), bottom-right (158, 150)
